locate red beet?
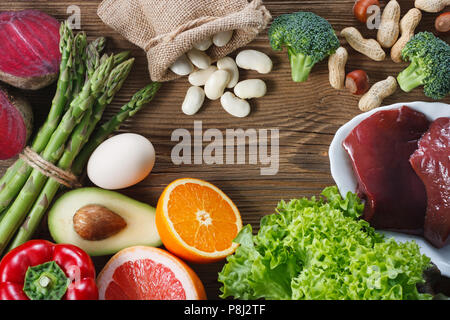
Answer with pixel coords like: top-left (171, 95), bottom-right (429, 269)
top-left (0, 10), bottom-right (61, 90)
top-left (410, 117), bottom-right (450, 248)
top-left (343, 106), bottom-right (430, 235)
top-left (0, 86), bottom-right (33, 160)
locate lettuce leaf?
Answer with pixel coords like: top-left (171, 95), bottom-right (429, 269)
top-left (218, 186), bottom-right (432, 300)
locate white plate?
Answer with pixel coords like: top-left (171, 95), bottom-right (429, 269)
top-left (329, 101), bottom-right (450, 277)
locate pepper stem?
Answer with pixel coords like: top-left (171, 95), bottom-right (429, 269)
top-left (39, 275), bottom-right (51, 288)
top-left (23, 261), bottom-right (70, 300)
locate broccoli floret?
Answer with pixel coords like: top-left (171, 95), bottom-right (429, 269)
top-left (268, 11), bottom-right (340, 82)
top-left (397, 32), bottom-right (450, 100)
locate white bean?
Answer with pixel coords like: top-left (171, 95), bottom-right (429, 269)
top-left (186, 49), bottom-right (211, 70)
top-left (236, 50), bottom-right (273, 74)
top-left (217, 57), bottom-right (239, 88)
top-left (182, 86), bottom-right (205, 116)
top-left (234, 79), bottom-right (267, 99)
top-left (188, 65), bottom-right (217, 87)
top-left (204, 70), bottom-right (230, 100)
top-left (169, 54), bottom-right (194, 76)
top-left (193, 37), bottom-right (212, 51)
top-left (212, 30), bottom-right (233, 47)
top-left (220, 92), bottom-right (251, 118)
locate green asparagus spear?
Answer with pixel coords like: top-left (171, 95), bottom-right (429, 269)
top-left (72, 82), bottom-right (161, 176)
top-left (113, 51), bottom-right (131, 66)
top-left (70, 32), bottom-right (88, 101)
top-left (7, 61), bottom-right (140, 250)
top-left (86, 37), bottom-right (106, 79)
top-left (0, 57), bottom-right (115, 254)
top-left (58, 58), bottom-right (134, 169)
top-left (31, 22), bottom-right (76, 153)
top-left (0, 22), bottom-right (75, 213)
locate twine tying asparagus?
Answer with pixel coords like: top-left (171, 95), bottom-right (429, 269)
top-left (19, 147), bottom-right (81, 189)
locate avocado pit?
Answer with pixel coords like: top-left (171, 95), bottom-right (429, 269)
top-left (73, 204), bottom-right (127, 241)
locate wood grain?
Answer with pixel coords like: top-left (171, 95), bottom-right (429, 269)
top-left (0, 0), bottom-right (449, 299)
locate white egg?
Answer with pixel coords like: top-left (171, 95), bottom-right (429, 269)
top-left (87, 133), bottom-right (155, 190)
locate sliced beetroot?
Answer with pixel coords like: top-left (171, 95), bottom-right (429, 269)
top-left (0, 86), bottom-right (33, 160)
top-left (342, 106), bottom-right (430, 235)
top-left (0, 10), bottom-right (60, 90)
top-left (410, 117), bottom-right (450, 248)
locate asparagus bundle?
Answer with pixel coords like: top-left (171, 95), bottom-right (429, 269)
top-left (0, 22), bottom-right (161, 254)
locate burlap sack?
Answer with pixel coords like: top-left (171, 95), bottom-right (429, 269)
top-left (97, 0), bottom-right (271, 82)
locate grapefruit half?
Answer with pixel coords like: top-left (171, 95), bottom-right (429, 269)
top-left (97, 246), bottom-right (206, 300)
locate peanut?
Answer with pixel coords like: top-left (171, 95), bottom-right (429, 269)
top-left (377, 0), bottom-right (401, 48)
top-left (415, 0), bottom-right (450, 13)
top-left (358, 76), bottom-right (397, 111)
top-left (341, 27), bottom-right (386, 61)
top-left (328, 47), bottom-right (348, 90)
top-left (391, 8), bottom-right (422, 63)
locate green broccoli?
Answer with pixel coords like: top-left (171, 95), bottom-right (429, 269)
top-left (397, 32), bottom-right (450, 100)
top-left (268, 11), bottom-right (340, 82)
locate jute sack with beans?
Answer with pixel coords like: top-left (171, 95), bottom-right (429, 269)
top-left (341, 27), bottom-right (386, 61)
top-left (98, 0), bottom-right (271, 81)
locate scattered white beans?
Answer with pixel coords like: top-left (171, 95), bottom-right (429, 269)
top-left (188, 65), bottom-right (217, 87)
top-left (213, 30), bottom-right (233, 47)
top-left (182, 86), bottom-right (205, 116)
top-left (193, 37), bottom-right (213, 51)
top-left (234, 79), bottom-right (267, 99)
top-left (220, 92), bottom-right (251, 118)
top-left (186, 49), bottom-right (211, 70)
top-left (204, 70), bottom-right (230, 100)
top-left (169, 54), bottom-right (194, 76)
top-left (217, 57), bottom-right (239, 88)
top-left (236, 50), bottom-right (273, 74)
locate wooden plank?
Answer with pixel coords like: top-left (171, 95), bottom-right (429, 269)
top-left (0, 0), bottom-right (449, 299)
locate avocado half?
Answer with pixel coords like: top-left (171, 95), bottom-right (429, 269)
top-left (48, 188), bottom-right (162, 256)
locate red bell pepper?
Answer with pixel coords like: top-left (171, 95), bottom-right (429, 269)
top-left (0, 240), bottom-right (98, 300)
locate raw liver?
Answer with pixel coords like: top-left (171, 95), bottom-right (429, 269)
top-left (343, 106), bottom-right (430, 234)
top-left (410, 117), bottom-right (450, 248)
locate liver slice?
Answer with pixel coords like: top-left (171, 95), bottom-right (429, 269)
top-left (410, 117), bottom-right (450, 248)
top-left (343, 106), bottom-right (430, 235)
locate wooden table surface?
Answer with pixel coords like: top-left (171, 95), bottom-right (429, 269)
top-left (0, 0), bottom-right (449, 299)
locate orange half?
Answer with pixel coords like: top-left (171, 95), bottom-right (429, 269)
top-left (156, 178), bottom-right (243, 263)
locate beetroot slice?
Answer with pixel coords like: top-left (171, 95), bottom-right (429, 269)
top-left (0, 10), bottom-right (60, 90)
top-left (410, 117), bottom-right (450, 248)
top-left (342, 106), bottom-right (430, 235)
top-left (0, 86), bottom-right (33, 160)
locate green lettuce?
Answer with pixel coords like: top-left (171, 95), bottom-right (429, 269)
top-left (218, 186), bottom-right (432, 300)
